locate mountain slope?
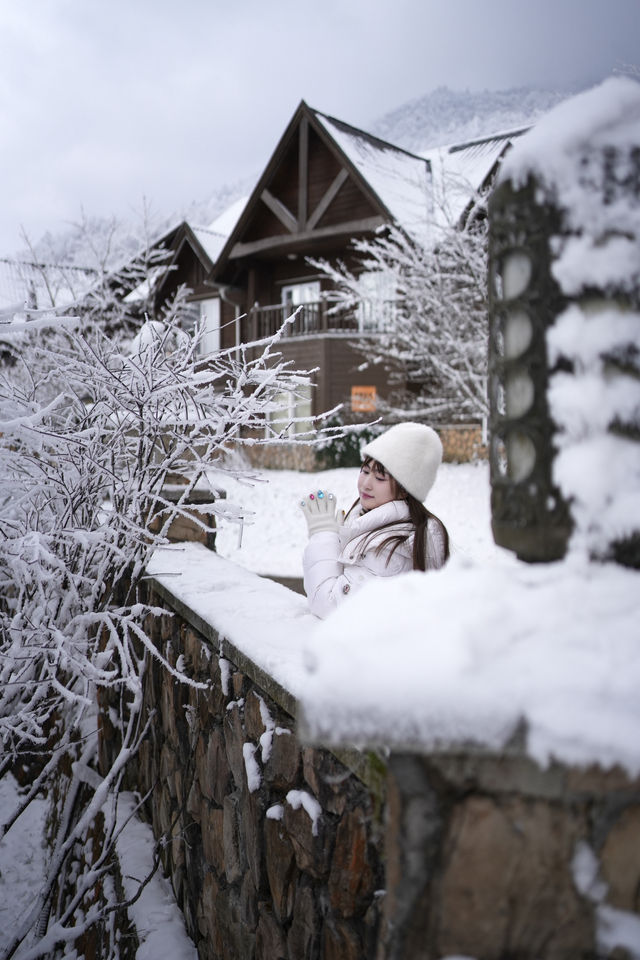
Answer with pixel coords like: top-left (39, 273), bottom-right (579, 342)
top-left (25, 85), bottom-right (574, 267)
top-left (165, 86), bottom-right (575, 232)
top-left (369, 85), bottom-right (573, 153)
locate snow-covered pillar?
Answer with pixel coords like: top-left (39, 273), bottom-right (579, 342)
top-left (488, 170), bottom-right (572, 562)
top-left (488, 77), bottom-right (640, 567)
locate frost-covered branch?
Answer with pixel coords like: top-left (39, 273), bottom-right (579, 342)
top-left (311, 185), bottom-right (490, 422)
top-left (0, 281), bottom-right (320, 955)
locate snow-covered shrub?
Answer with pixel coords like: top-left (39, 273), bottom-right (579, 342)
top-left (314, 415), bottom-right (382, 469)
top-left (0, 291), bottom-right (316, 956)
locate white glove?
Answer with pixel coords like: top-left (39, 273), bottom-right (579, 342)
top-left (299, 489), bottom-right (338, 536)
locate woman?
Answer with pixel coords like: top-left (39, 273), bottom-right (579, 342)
top-left (299, 422), bottom-right (449, 618)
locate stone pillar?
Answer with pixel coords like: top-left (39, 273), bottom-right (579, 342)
top-left (488, 176), bottom-right (573, 561)
top-left (488, 78), bottom-right (640, 566)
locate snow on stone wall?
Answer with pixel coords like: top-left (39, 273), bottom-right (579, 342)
top-left (125, 551), bottom-right (640, 959)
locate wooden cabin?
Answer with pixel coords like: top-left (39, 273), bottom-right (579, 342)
top-left (205, 100), bottom-right (436, 432)
top-left (148, 219), bottom-right (226, 354)
top-left (150, 102), bottom-right (526, 461)
top-left (3, 102), bottom-right (524, 457)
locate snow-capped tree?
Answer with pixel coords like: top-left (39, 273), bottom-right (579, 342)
top-left (312, 193), bottom-right (489, 423)
top-left (15, 203), bottom-right (174, 343)
top-left (0, 290), bottom-right (318, 959)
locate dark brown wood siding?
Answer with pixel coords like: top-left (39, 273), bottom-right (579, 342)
top-left (271, 260), bottom-right (322, 285)
top-left (219, 300), bottom-right (239, 350)
top-left (306, 127), bottom-right (344, 212)
top-left (168, 255), bottom-right (206, 295)
top-left (153, 231), bottom-right (213, 310)
top-left (315, 177), bottom-right (378, 229)
top-left (268, 136), bottom-right (301, 217)
top-left (242, 202), bottom-right (290, 244)
top-left (276, 337), bottom-right (404, 419)
top-left (322, 339), bottom-right (402, 414)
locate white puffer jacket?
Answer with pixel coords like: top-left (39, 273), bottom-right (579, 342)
top-left (302, 500), bottom-right (447, 619)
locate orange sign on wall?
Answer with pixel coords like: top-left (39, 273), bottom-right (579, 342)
top-left (351, 386), bottom-right (377, 413)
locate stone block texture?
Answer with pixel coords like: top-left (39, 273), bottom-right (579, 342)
top-left (377, 753), bottom-right (640, 960)
top-left (102, 587), bottom-right (383, 960)
top-left (97, 584), bottom-right (640, 960)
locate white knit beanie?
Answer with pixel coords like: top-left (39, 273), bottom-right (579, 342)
top-left (361, 422), bottom-right (443, 502)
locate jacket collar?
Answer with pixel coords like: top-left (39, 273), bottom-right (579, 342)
top-left (347, 499), bottom-right (410, 533)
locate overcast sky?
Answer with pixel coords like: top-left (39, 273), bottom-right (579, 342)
top-left (1, 0), bottom-right (638, 255)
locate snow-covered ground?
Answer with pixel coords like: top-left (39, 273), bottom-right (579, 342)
top-left (0, 775), bottom-right (48, 955)
top-left (213, 460), bottom-right (496, 578)
top-left (0, 776), bottom-right (197, 960)
top-left (4, 450), bottom-right (640, 959)
top-left (0, 460), bottom-right (491, 957)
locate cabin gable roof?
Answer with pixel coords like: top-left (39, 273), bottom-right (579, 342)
top-left (124, 220), bottom-right (217, 310)
top-left (212, 100), bottom-right (432, 282)
top-left (158, 221), bottom-right (215, 300)
top-left (421, 127), bottom-right (529, 229)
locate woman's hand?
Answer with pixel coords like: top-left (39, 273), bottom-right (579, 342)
top-left (299, 490), bottom-right (338, 536)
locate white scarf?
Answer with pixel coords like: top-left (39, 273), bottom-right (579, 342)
top-left (338, 499), bottom-right (413, 561)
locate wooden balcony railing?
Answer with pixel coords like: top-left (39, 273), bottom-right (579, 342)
top-left (248, 299), bottom-right (398, 340)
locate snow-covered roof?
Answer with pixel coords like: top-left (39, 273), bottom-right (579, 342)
top-left (207, 195), bottom-right (249, 237)
top-left (0, 257), bottom-right (89, 318)
top-left (123, 265), bottom-right (170, 305)
top-left (314, 111), bottom-right (432, 244)
top-left (174, 197), bottom-right (247, 267)
top-left (189, 227), bottom-right (228, 265)
top-left (190, 197), bottom-right (250, 264)
top-left (421, 129), bottom-right (527, 229)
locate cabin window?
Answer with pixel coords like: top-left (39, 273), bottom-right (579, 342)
top-left (179, 301), bottom-right (201, 336)
top-left (356, 271), bottom-right (397, 332)
top-left (198, 297), bottom-right (221, 356)
top-left (281, 280), bottom-right (321, 308)
top-left (266, 380), bottom-right (313, 438)
top-left (280, 281), bottom-right (323, 335)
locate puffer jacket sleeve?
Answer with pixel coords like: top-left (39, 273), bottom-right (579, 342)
top-left (302, 531), bottom-right (354, 619)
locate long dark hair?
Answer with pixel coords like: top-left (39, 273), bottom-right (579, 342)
top-left (347, 457), bottom-right (450, 571)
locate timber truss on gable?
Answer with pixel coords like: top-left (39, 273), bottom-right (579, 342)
top-left (212, 100), bottom-right (430, 276)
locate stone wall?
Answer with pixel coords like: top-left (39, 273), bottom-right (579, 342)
top-left (98, 582), bottom-right (385, 960)
top-left (96, 547), bottom-right (640, 960)
top-left (244, 440), bottom-right (319, 472)
top-left (242, 423), bottom-right (487, 472)
top-left (438, 422), bottom-right (487, 462)
top-left (377, 751), bottom-right (640, 960)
